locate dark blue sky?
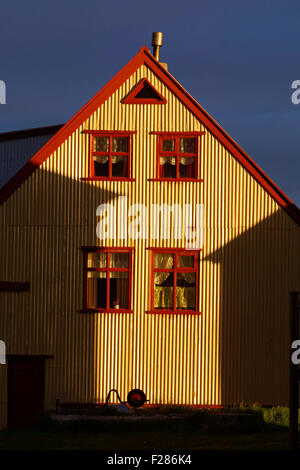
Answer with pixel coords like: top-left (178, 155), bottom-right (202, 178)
top-left (0, 0), bottom-right (299, 205)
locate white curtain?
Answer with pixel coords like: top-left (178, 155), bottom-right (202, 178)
top-left (93, 155), bottom-right (126, 164)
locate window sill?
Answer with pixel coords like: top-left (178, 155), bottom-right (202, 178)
top-left (146, 310), bottom-right (201, 315)
top-left (81, 177), bottom-right (135, 182)
top-left (148, 178), bottom-right (204, 183)
top-left (80, 309), bottom-right (133, 314)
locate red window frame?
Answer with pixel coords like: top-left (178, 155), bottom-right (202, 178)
top-left (151, 132), bottom-right (205, 182)
top-left (82, 130), bottom-right (136, 181)
top-left (148, 248), bottom-right (201, 315)
top-left (122, 78), bottom-right (167, 105)
top-left (81, 247), bottom-right (134, 313)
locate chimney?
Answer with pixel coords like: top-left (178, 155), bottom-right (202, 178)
top-left (152, 32), bottom-right (163, 61)
top-left (151, 32), bottom-right (168, 71)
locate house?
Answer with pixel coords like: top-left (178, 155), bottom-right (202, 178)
top-left (0, 34), bottom-right (300, 429)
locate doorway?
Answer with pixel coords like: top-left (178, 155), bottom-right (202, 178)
top-left (8, 356), bottom-right (46, 429)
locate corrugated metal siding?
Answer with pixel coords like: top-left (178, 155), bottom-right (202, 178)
top-left (0, 65), bottom-right (300, 428)
top-left (0, 132), bottom-right (58, 188)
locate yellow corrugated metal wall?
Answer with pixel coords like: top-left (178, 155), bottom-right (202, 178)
top-left (0, 64), bottom-right (300, 428)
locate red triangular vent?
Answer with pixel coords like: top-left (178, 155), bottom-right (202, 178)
top-left (122, 78), bottom-right (167, 104)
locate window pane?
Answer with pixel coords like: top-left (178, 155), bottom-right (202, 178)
top-left (94, 137), bottom-right (109, 152)
top-left (112, 155), bottom-right (128, 177)
top-left (87, 271), bottom-right (106, 309)
top-left (87, 252), bottom-right (107, 268)
top-left (179, 157), bottom-right (195, 178)
top-left (178, 255), bottom-right (194, 268)
top-left (154, 253), bottom-right (173, 269)
top-left (162, 139), bottom-right (175, 152)
top-left (110, 252), bottom-right (129, 268)
top-left (93, 155), bottom-right (109, 176)
top-left (160, 157), bottom-right (176, 178)
top-left (112, 137), bottom-right (128, 153)
top-left (109, 271), bottom-right (129, 309)
top-left (176, 272), bottom-right (196, 310)
top-left (154, 272), bottom-right (174, 309)
top-left (179, 138), bottom-right (195, 153)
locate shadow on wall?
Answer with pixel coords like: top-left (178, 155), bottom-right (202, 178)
top-left (1, 166), bottom-right (121, 407)
top-left (2, 166), bottom-right (300, 409)
top-left (204, 209), bottom-right (300, 406)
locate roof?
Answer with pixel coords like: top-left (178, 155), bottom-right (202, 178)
top-left (0, 46), bottom-right (299, 226)
top-left (0, 124), bottom-right (63, 188)
top-left (0, 124), bottom-right (63, 142)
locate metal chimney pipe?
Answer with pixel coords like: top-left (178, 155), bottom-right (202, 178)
top-left (152, 32), bottom-right (163, 61)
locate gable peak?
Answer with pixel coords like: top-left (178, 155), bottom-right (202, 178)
top-left (122, 78), bottom-right (167, 104)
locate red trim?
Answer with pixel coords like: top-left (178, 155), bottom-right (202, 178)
top-left (1, 46), bottom-right (299, 226)
top-left (147, 310), bottom-right (201, 316)
top-left (82, 130), bottom-right (137, 136)
top-left (82, 247), bottom-right (134, 312)
top-left (81, 246), bottom-right (134, 251)
top-left (80, 309), bottom-right (133, 314)
top-left (122, 78), bottom-right (167, 104)
top-left (143, 50), bottom-right (300, 226)
top-left (81, 177), bottom-right (135, 182)
top-left (0, 48), bottom-right (145, 205)
top-left (85, 131), bottom-right (134, 179)
top-left (153, 133), bottom-right (201, 180)
top-left (147, 247), bottom-right (199, 251)
top-left (149, 178), bottom-right (204, 182)
top-left (148, 248), bottom-right (200, 315)
top-left (151, 132), bottom-right (205, 136)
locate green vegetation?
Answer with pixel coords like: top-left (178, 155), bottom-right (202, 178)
top-left (0, 405), bottom-right (299, 450)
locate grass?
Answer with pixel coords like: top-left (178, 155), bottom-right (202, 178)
top-left (0, 405), bottom-right (299, 450)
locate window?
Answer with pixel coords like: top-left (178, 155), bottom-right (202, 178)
top-left (82, 248), bottom-right (133, 312)
top-left (151, 132), bottom-right (204, 181)
top-left (83, 131), bottom-right (136, 180)
top-left (149, 249), bottom-right (200, 314)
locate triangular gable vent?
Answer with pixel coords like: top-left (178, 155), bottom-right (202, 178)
top-left (122, 78), bottom-right (167, 104)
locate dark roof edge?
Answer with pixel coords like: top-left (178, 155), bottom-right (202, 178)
top-left (0, 124), bottom-right (64, 142)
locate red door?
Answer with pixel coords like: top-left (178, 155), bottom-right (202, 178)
top-left (8, 356), bottom-right (45, 429)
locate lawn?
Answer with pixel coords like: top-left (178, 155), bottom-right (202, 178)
top-left (0, 428), bottom-right (291, 451)
top-left (0, 406), bottom-right (298, 450)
